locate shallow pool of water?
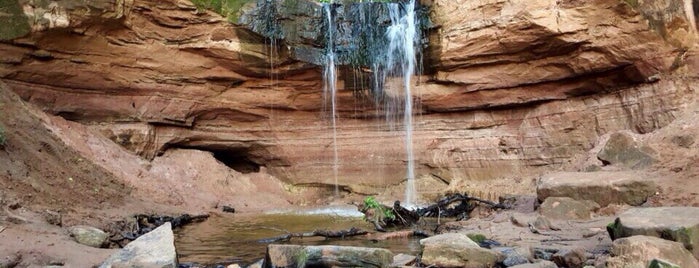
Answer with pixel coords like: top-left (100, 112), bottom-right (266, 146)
top-left (174, 206), bottom-right (424, 265)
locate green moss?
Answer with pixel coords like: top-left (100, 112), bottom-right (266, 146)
top-left (623, 0), bottom-right (639, 8)
top-left (0, 0), bottom-right (32, 40)
top-left (295, 249), bottom-right (309, 267)
top-left (190, 0), bottom-right (252, 22)
top-left (0, 124), bottom-right (5, 147)
top-left (466, 233), bottom-right (486, 244)
top-left (606, 220), bottom-right (621, 240)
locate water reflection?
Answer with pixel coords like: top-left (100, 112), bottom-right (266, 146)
top-left (175, 209), bottom-right (423, 265)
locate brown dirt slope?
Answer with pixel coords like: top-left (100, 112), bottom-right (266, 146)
top-left (0, 81), bottom-right (129, 213)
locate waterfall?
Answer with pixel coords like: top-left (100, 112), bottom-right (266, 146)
top-left (323, 3), bottom-right (340, 197)
top-left (380, 0), bottom-right (419, 206)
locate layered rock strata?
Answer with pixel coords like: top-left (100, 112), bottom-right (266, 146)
top-left (0, 0), bottom-right (697, 194)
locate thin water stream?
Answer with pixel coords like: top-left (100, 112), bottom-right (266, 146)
top-left (175, 209), bottom-right (424, 266)
top-left (323, 3), bottom-right (340, 197)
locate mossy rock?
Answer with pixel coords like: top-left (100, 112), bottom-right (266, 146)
top-left (190, 0), bottom-right (254, 22)
top-left (0, 0), bottom-right (32, 40)
top-left (608, 207), bottom-right (699, 259)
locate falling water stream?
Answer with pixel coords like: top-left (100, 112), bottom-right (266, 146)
top-left (177, 0), bottom-right (425, 265)
top-left (381, 0), bottom-right (419, 206)
top-left (323, 3), bottom-right (340, 196)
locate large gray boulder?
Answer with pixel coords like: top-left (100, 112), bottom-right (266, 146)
top-left (265, 244), bottom-right (393, 268)
top-left (605, 235), bottom-right (699, 268)
top-left (536, 171), bottom-right (656, 206)
top-left (68, 225), bottom-right (108, 248)
top-left (539, 197), bottom-right (600, 220)
top-left (99, 222), bottom-right (176, 268)
top-left (420, 233), bottom-right (503, 268)
top-left (607, 207), bottom-right (699, 259)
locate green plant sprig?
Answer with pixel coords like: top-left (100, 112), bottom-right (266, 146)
top-left (363, 196), bottom-right (395, 220)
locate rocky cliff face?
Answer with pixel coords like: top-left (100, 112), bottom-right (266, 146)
top-left (0, 0), bottom-right (697, 196)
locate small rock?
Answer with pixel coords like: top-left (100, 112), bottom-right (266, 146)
top-left (670, 135), bottom-right (695, 148)
top-left (0, 253), bottom-right (21, 268)
top-left (68, 225), bottom-right (108, 248)
top-left (606, 235), bottom-right (699, 268)
top-left (99, 222), bottom-right (176, 268)
top-left (539, 197), bottom-right (599, 220)
top-left (391, 253), bottom-right (416, 267)
top-left (551, 247), bottom-right (586, 268)
top-left (509, 260), bottom-right (558, 268)
top-left (582, 228), bottom-right (605, 238)
top-left (532, 247), bottom-right (559, 261)
top-left (510, 213), bottom-right (535, 228)
top-left (607, 207), bottom-right (699, 258)
top-left (43, 210), bottom-right (62, 226)
top-left (222, 206), bottom-right (235, 213)
top-left (492, 247), bottom-right (529, 267)
top-left (226, 264), bottom-right (241, 268)
top-left (420, 233), bottom-right (503, 268)
top-left (30, 50), bottom-right (54, 60)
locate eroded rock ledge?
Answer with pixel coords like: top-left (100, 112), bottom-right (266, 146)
top-left (0, 0), bottom-right (697, 193)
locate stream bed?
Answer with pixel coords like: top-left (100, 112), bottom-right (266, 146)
top-left (174, 206), bottom-right (424, 266)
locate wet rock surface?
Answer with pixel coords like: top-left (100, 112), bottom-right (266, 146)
top-left (265, 244), bottom-right (393, 268)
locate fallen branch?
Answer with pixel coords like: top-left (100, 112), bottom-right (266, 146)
top-left (368, 230), bottom-right (430, 241)
top-left (417, 193), bottom-right (508, 220)
top-left (258, 227), bottom-right (369, 243)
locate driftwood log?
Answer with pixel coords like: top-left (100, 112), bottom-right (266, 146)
top-left (416, 193), bottom-right (509, 220)
top-left (361, 193), bottom-right (509, 231)
top-left (258, 227), bottom-right (369, 243)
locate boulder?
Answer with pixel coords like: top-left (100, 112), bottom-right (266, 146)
top-left (509, 260), bottom-right (558, 268)
top-left (265, 244), bottom-right (392, 268)
top-left (99, 222), bottom-right (176, 268)
top-left (605, 235), bottom-right (699, 268)
top-left (597, 132), bottom-right (656, 169)
top-left (68, 225), bottom-right (108, 248)
top-left (492, 247), bottom-right (529, 267)
top-left (607, 207), bottom-right (699, 258)
top-left (551, 247), bottom-right (586, 268)
top-left (391, 253), bottom-right (416, 267)
top-left (532, 216), bottom-right (559, 231)
top-left (420, 233), bottom-right (503, 268)
top-left (648, 259), bottom-right (681, 268)
top-left (499, 195), bottom-right (538, 213)
top-left (536, 171), bottom-right (656, 206)
top-left (539, 197), bottom-right (600, 220)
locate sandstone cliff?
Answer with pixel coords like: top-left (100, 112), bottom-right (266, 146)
top-left (0, 0), bottom-right (697, 197)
